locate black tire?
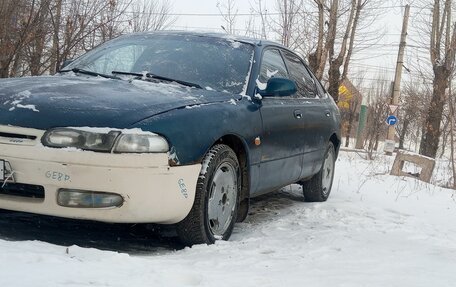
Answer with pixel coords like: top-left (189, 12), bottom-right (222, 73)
top-left (301, 142), bottom-right (336, 202)
top-left (176, 144), bottom-right (240, 246)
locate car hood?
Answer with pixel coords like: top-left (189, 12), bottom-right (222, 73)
top-left (0, 75), bottom-right (240, 130)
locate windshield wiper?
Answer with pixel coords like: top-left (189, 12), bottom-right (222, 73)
top-left (147, 73), bottom-right (202, 89)
top-left (111, 71), bottom-right (202, 89)
top-left (60, 68), bottom-right (119, 79)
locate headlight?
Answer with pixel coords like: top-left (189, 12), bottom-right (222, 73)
top-left (42, 128), bottom-right (120, 152)
top-left (114, 134), bottom-right (169, 153)
top-left (41, 127), bottom-right (169, 153)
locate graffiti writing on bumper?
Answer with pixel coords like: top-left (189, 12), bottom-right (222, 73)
top-left (178, 179), bottom-right (188, 198)
top-left (46, 171), bottom-right (71, 182)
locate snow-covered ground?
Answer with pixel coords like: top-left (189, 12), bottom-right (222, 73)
top-left (1, 151), bottom-right (455, 287)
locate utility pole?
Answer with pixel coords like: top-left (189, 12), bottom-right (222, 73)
top-left (385, 4), bottom-right (410, 155)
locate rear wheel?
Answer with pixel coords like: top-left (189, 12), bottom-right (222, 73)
top-left (301, 142), bottom-right (336, 202)
top-left (177, 144), bottom-right (240, 246)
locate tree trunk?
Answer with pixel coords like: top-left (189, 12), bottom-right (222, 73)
top-left (328, 58), bottom-right (342, 102)
top-left (325, 0), bottom-right (339, 100)
top-left (326, 0), bottom-right (359, 103)
top-left (9, 52), bottom-right (22, 77)
top-left (374, 132), bottom-right (380, 151)
top-left (419, 66), bottom-right (449, 158)
top-left (30, 27), bottom-right (46, 76)
top-left (0, 64), bottom-right (9, 78)
top-left (439, 116), bottom-right (450, 157)
top-left (399, 117), bottom-right (410, 149)
top-left (344, 99), bottom-right (359, 147)
top-left (308, 0), bottom-right (325, 79)
top-left (50, 0), bottom-right (62, 74)
top-left (30, 37), bottom-right (45, 76)
top-left (449, 83), bottom-right (456, 189)
top-left (344, 114), bottom-right (353, 148)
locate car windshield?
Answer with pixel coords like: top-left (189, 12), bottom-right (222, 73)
top-left (64, 33), bottom-right (254, 94)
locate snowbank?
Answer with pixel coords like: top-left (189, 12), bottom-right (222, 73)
top-left (0, 151), bottom-right (455, 287)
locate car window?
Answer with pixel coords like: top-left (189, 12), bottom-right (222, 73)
top-left (85, 45), bottom-right (147, 74)
top-left (313, 76), bottom-right (328, 98)
top-left (282, 51), bottom-right (317, 98)
top-left (258, 49), bottom-right (288, 90)
top-left (65, 35), bottom-right (254, 94)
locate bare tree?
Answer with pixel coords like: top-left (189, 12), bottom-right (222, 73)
top-left (257, 0), bottom-right (321, 57)
top-left (0, 0), bottom-right (173, 76)
top-left (217, 0), bottom-right (238, 34)
top-left (49, 0), bottom-right (63, 73)
top-left (363, 77), bottom-right (390, 158)
top-left (100, 0), bottom-right (133, 42)
top-left (308, 0), bottom-right (327, 80)
top-left (419, 0), bottom-right (456, 158)
top-left (244, 0), bottom-right (269, 39)
top-left (253, 0), bottom-right (268, 39)
top-left (0, 0), bottom-right (53, 77)
top-left (128, 0), bottom-right (176, 33)
top-left (449, 79), bottom-right (456, 188)
top-left (439, 105), bottom-right (452, 157)
top-left (304, 0), bottom-right (384, 101)
top-left (327, 0), bottom-right (368, 103)
top-left (45, 0), bottom-right (131, 73)
top-left (274, 0), bottom-right (302, 47)
top-left (398, 80), bottom-right (432, 151)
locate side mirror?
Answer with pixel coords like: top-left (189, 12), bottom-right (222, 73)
top-left (258, 77), bottom-right (297, 98)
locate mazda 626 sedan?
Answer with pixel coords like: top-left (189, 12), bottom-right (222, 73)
top-left (0, 31), bottom-right (341, 246)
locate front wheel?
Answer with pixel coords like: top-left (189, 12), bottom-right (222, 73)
top-left (301, 142), bottom-right (336, 202)
top-left (177, 144), bottom-right (240, 246)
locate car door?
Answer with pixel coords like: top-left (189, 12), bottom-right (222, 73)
top-left (255, 48), bottom-right (304, 194)
top-left (280, 50), bottom-right (329, 179)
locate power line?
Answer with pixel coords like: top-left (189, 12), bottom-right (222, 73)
top-left (349, 77), bottom-right (393, 82)
top-left (355, 43), bottom-right (400, 46)
top-left (121, 5), bottom-right (429, 17)
top-left (352, 54), bottom-right (397, 60)
top-left (350, 63), bottom-right (397, 71)
top-left (166, 25), bottom-right (409, 39)
top-left (122, 11), bottom-right (317, 16)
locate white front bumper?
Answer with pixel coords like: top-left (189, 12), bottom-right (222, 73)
top-left (0, 125), bottom-right (200, 224)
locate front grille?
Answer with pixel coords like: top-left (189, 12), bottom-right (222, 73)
top-left (0, 182), bottom-right (45, 200)
top-left (0, 132), bottom-right (37, 140)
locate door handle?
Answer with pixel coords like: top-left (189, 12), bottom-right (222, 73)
top-left (294, 110), bottom-right (302, 119)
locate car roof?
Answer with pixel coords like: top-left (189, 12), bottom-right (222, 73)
top-left (126, 30), bottom-right (288, 49)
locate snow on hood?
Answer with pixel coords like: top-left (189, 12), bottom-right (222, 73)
top-left (0, 75), bottom-right (241, 130)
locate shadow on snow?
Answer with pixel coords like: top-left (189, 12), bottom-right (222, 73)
top-left (0, 185), bottom-right (305, 254)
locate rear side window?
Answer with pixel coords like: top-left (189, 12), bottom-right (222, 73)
top-left (282, 51), bottom-right (317, 98)
top-left (314, 77), bottom-right (328, 98)
top-left (258, 49), bottom-right (288, 88)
